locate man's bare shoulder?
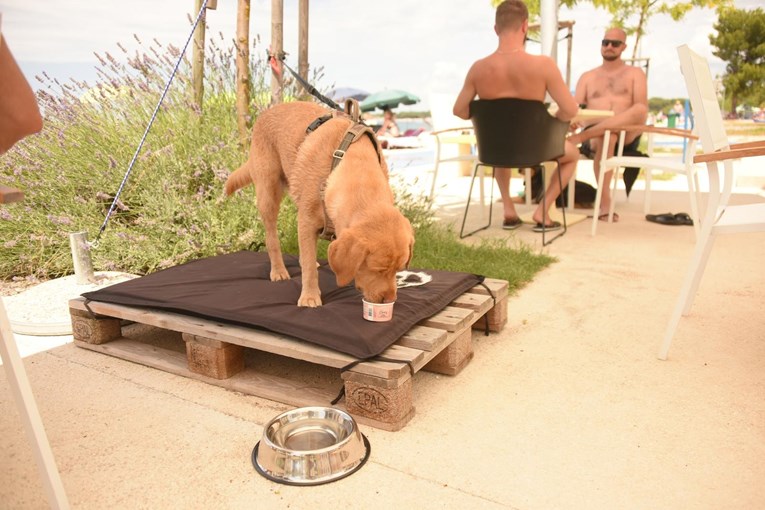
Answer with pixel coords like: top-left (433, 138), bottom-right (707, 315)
top-left (466, 55), bottom-right (495, 75)
top-left (625, 64), bottom-right (647, 79)
top-left (577, 66), bottom-right (601, 83)
top-left (474, 53), bottom-right (499, 66)
top-left (523, 53), bottom-right (557, 68)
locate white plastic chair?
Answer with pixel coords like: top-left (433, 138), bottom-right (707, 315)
top-left (591, 125), bottom-right (701, 238)
top-left (428, 93), bottom-right (477, 201)
top-left (429, 93), bottom-right (546, 208)
top-left (0, 190), bottom-right (70, 510)
top-left (658, 44), bottom-right (765, 360)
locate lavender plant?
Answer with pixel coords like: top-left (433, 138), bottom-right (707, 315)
top-left (1, 33), bottom-right (552, 288)
top-left (1, 33), bottom-right (287, 279)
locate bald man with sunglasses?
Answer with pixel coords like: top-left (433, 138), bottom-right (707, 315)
top-left (569, 28), bottom-right (648, 220)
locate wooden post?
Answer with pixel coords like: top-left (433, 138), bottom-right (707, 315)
top-left (235, 0), bottom-right (251, 149)
top-left (192, 0), bottom-right (207, 111)
top-left (270, 0), bottom-right (284, 105)
top-left (191, 0), bottom-right (216, 112)
top-left (297, 0), bottom-right (309, 98)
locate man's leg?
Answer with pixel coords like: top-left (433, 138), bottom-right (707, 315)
top-left (532, 141), bottom-right (578, 226)
top-left (495, 167), bottom-right (519, 221)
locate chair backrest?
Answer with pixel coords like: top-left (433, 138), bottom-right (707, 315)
top-left (677, 44), bottom-right (739, 227)
top-left (469, 98), bottom-right (570, 168)
top-left (677, 44), bottom-right (729, 153)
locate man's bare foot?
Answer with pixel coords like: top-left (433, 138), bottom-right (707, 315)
top-left (597, 211), bottom-right (619, 222)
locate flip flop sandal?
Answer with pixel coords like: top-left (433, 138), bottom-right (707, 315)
top-left (597, 212), bottom-right (619, 223)
top-left (532, 221), bottom-right (562, 233)
top-left (646, 213), bottom-right (681, 225)
top-left (673, 212), bottom-right (694, 226)
top-left (587, 212), bottom-right (620, 222)
top-left (502, 217), bottom-right (523, 230)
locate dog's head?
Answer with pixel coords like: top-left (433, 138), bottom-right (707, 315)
top-left (327, 211), bottom-right (414, 304)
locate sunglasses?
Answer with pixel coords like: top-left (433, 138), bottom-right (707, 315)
top-left (601, 39), bottom-right (624, 48)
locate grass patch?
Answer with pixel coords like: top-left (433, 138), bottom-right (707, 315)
top-left (1, 35), bottom-right (552, 293)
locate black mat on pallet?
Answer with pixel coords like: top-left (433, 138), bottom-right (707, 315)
top-left (81, 251), bottom-right (484, 359)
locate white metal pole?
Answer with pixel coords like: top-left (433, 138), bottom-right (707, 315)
top-left (540, 0), bottom-right (559, 61)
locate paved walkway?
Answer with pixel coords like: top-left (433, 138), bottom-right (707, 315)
top-left (2, 156), bottom-right (764, 509)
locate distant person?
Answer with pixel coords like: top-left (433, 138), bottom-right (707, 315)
top-left (0, 31), bottom-right (43, 154)
top-left (453, 0), bottom-right (579, 232)
top-left (569, 28), bottom-right (648, 222)
top-left (376, 107), bottom-right (400, 138)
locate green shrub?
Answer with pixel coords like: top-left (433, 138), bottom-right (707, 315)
top-left (1, 35), bottom-right (552, 291)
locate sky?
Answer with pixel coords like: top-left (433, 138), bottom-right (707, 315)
top-left (1, 0), bottom-right (761, 112)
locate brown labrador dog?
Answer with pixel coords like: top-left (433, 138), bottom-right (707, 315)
top-left (225, 101), bottom-right (414, 307)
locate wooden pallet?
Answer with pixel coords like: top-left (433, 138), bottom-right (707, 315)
top-left (69, 278), bottom-right (508, 431)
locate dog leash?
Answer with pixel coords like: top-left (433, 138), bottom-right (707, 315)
top-left (270, 53), bottom-right (382, 242)
top-left (94, 0), bottom-right (211, 244)
top-left (269, 50), bottom-right (344, 113)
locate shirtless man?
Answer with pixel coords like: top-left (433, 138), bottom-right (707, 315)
top-left (569, 28), bottom-right (648, 220)
top-left (452, 0), bottom-right (579, 232)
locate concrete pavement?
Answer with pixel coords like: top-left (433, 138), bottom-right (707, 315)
top-left (2, 157), bottom-right (764, 509)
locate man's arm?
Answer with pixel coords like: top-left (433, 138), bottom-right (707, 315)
top-left (631, 66), bottom-right (648, 114)
top-left (544, 57), bottom-right (578, 121)
top-left (453, 64), bottom-right (478, 120)
top-left (573, 71), bottom-right (589, 107)
top-left (0, 34), bottom-right (43, 155)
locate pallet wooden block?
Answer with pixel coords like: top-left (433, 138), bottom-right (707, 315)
top-left (69, 278), bottom-right (508, 431)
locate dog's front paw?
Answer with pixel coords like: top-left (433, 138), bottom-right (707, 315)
top-left (270, 268), bottom-right (290, 281)
top-left (297, 294), bottom-right (322, 307)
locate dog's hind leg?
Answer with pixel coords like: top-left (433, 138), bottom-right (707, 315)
top-left (253, 159), bottom-right (290, 282)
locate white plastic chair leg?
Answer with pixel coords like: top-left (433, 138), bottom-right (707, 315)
top-left (591, 167), bottom-right (609, 236)
top-left (608, 166), bottom-right (620, 221)
top-left (685, 170), bottom-right (701, 240)
top-left (0, 299), bottom-right (70, 509)
top-left (658, 230), bottom-right (718, 359)
top-left (644, 169), bottom-right (652, 214)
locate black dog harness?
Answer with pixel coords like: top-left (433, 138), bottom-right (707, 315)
top-left (305, 99), bottom-right (382, 241)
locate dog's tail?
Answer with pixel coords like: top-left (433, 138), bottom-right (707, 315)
top-left (224, 162), bottom-right (252, 195)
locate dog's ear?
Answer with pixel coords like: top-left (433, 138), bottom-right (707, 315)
top-left (328, 231), bottom-right (368, 286)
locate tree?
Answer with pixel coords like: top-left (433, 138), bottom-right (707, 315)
top-left (709, 6), bottom-right (765, 112)
top-left (590, 0), bottom-right (727, 59)
top-left (236, 0), bottom-right (251, 149)
top-left (490, 0), bottom-right (729, 60)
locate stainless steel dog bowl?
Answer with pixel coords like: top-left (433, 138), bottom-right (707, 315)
top-left (252, 407), bottom-right (370, 486)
